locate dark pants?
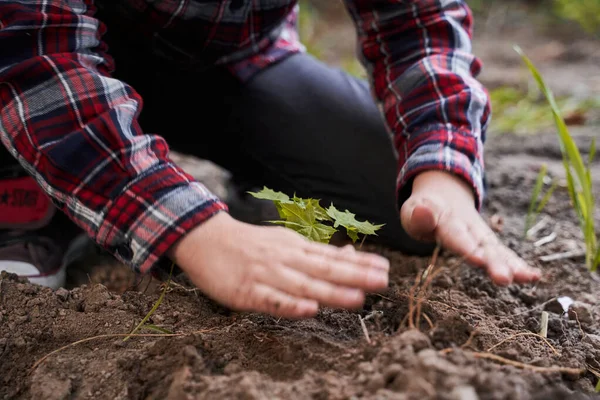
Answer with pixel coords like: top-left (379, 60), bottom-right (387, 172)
top-left (0, 9), bottom-right (433, 256)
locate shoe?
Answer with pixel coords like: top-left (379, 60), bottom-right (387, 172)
top-left (0, 232), bottom-right (66, 289)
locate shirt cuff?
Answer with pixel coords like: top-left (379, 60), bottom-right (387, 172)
top-left (94, 164), bottom-right (228, 274)
top-left (396, 125), bottom-right (485, 211)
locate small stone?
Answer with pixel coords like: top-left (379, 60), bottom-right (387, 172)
top-left (55, 288), bottom-right (69, 301)
top-left (398, 329), bottom-right (431, 352)
top-left (450, 385), bottom-right (479, 400)
top-left (58, 309), bottom-right (67, 317)
top-left (569, 301), bottom-right (593, 325)
top-left (365, 373), bottom-right (385, 391)
top-left (382, 363), bottom-right (403, 383)
top-left (583, 334), bottom-right (600, 348)
top-left (544, 297), bottom-right (571, 315)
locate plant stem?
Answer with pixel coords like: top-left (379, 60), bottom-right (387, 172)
top-left (124, 263), bottom-right (174, 342)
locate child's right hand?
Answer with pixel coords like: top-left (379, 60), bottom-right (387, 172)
top-left (168, 212), bottom-right (390, 318)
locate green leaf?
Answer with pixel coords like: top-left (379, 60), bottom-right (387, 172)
top-left (248, 187), bottom-right (292, 203)
top-left (248, 187), bottom-right (293, 218)
top-left (274, 201), bottom-right (338, 243)
top-left (326, 205), bottom-right (384, 243)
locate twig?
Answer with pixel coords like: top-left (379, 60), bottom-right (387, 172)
top-left (512, 297), bottom-right (558, 316)
top-left (570, 310), bottom-right (586, 338)
top-left (441, 349), bottom-right (584, 375)
top-left (534, 232), bottom-right (557, 247)
top-left (539, 250), bottom-right (586, 262)
top-left (526, 215), bottom-right (551, 238)
top-left (487, 332), bottom-right (558, 356)
top-left (540, 312), bottom-right (549, 338)
top-left (358, 315), bottom-right (371, 344)
top-left (359, 235), bottom-right (367, 251)
top-left (30, 329), bottom-right (216, 373)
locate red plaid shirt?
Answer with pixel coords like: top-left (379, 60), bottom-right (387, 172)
top-left (0, 1), bottom-right (489, 273)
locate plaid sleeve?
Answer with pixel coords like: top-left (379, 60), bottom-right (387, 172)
top-left (344, 0), bottom-right (490, 209)
top-left (0, 1), bottom-right (227, 273)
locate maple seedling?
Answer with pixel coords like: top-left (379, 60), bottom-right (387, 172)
top-left (247, 187), bottom-right (384, 244)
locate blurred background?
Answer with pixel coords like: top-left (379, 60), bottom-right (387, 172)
top-left (298, 0), bottom-right (600, 135)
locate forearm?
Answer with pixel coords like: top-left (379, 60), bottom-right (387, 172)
top-left (0, 1), bottom-right (227, 272)
top-left (344, 0), bottom-right (490, 209)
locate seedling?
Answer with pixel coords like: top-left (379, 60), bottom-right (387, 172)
top-left (124, 263), bottom-right (174, 341)
top-left (248, 187), bottom-right (384, 245)
top-left (517, 46), bottom-right (599, 270)
top-left (525, 164), bottom-right (557, 237)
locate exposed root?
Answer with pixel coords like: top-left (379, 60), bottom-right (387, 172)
top-left (358, 315), bottom-right (372, 344)
top-left (31, 328), bottom-right (216, 373)
top-left (441, 349), bottom-right (584, 376)
top-left (486, 332), bottom-right (559, 356)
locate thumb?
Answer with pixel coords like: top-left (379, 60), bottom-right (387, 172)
top-left (400, 195), bottom-right (444, 241)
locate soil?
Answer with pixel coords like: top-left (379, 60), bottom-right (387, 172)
top-left (2, 5), bottom-right (600, 400)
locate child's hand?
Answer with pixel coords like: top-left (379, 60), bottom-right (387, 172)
top-left (401, 171), bottom-right (542, 285)
top-left (168, 213), bottom-right (390, 318)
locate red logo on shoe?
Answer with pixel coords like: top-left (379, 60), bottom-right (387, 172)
top-left (0, 176), bottom-right (55, 229)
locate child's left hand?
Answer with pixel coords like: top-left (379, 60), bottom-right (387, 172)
top-left (400, 171), bottom-right (542, 285)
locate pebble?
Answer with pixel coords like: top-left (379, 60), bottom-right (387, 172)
top-left (55, 288), bottom-right (70, 301)
top-left (450, 385), bottom-right (479, 400)
top-left (568, 301), bottom-right (594, 325)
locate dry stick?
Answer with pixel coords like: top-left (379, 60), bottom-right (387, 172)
top-left (540, 250), bottom-right (586, 263)
top-left (512, 297), bottom-right (558, 316)
top-left (486, 332), bottom-right (559, 356)
top-left (570, 310), bottom-right (587, 338)
top-left (30, 329), bottom-right (216, 373)
top-left (415, 246), bottom-right (442, 329)
top-left (443, 350), bottom-right (585, 376)
top-left (539, 311), bottom-right (549, 338)
top-left (358, 235), bottom-right (367, 251)
top-left (358, 315), bottom-right (371, 344)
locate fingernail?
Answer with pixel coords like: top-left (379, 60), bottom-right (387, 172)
top-left (344, 289), bottom-right (365, 303)
top-left (369, 270), bottom-right (389, 288)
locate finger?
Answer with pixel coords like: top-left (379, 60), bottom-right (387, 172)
top-left (305, 242), bottom-right (390, 271)
top-left (294, 251), bottom-right (389, 292)
top-left (341, 244), bottom-right (356, 254)
top-left (247, 283), bottom-right (319, 318)
top-left (259, 264), bottom-right (365, 309)
top-left (466, 221), bottom-right (514, 285)
top-left (400, 196), bottom-right (441, 241)
top-left (498, 246), bottom-right (542, 284)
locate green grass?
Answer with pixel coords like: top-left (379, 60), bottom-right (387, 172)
top-left (554, 0), bottom-right (600, 35)
top-left (525, 164), bottom-right (558, 237)
top-left (490, 87), bottom-right (599, 135)
top-left (123, 263), bottom-right (174, 341)
top-left (517, 46), bottom-right (599, 270)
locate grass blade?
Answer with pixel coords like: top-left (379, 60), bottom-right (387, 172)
top-left (516, 45), bottom-right (597, 269)
top-left (525, 164), bottom-right (548, 235)
top-left (536, 181), bottom-right (557, 214)
top-left (124, 263), bottom-right (174, 342)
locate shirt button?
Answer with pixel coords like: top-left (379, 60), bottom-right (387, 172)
top-left (115, 243), bottom-right (133, 261)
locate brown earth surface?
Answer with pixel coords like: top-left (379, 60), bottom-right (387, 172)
top-left (3, 132), bottom-right (600, 399)
top-left (2, 4), bottom-right (600, 400)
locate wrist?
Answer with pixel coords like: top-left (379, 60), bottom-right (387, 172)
top-left (413, 170), bottom-right (476, 206)
top-left (167, 211), bottom-right (234, 266)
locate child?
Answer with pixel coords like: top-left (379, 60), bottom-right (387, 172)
top-left (0, 1), bottom-right (540, 318)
